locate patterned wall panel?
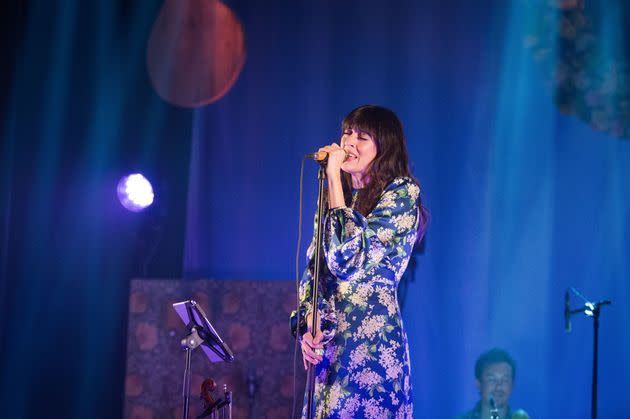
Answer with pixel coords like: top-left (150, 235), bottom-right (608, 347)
top-left (124, 279), bottom-right (305, 419)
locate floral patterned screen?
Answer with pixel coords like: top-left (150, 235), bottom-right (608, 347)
top-left (124, 279), bottom-right (304, 419)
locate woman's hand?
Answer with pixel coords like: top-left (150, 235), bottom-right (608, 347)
top-left (317, 143), bottom-right (346, 180)
top-left (301, 312), bottom-right (324, 370)
top-left (318, 142), bottom-right (346, 208)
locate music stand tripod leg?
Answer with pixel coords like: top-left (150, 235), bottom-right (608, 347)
top-left (183, 346), bottom-right (192, 419)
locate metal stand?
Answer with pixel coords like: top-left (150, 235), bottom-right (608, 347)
top-left (183, 347), bottom-right (192, 419)
top-left (181, 326), bottom-right (204, 419)
top-left (305, 164), bottom-right (327, 419)
top-left (173, 300), bottom-right (234, 419)
top-left (564, 287), bottom-right (611, 419)
top-left (223, 384), bottom-right (233, 419)
top-left (181, 330), bottom-right (234, 419)
top-left (591, 305), bottom-right (601, 419)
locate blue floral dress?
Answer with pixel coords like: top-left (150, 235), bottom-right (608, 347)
top-left (292, 177), bottom-right (421, 419)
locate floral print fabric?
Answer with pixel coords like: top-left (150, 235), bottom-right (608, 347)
top-left (293, 177), bottom-right (420, 419)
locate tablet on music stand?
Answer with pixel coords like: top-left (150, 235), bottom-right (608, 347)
top-left (172, 299), bottom-right (234, 363)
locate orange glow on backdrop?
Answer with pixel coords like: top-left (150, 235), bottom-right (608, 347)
top-left (147, 0), bottom-right (246, 108)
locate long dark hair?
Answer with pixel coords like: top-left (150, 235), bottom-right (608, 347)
top-left (339, 105), bottom-right (428, 238)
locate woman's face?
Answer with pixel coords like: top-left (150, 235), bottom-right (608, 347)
top-left (340, 128), bottom-right (378, 183)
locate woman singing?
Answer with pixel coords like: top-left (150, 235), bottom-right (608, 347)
top-left (291, 105), bottom-right (428, 418)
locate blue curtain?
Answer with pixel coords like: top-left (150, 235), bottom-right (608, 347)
top-left (0, 1), bottom-right (191, 417)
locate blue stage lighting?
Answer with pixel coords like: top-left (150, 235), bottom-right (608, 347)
top-left (117, 173), bottom-right (154, 212)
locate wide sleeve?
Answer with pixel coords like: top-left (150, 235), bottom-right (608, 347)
top-left (323, 178), bottom-right (420, 281)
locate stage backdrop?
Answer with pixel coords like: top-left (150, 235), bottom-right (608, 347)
top-left (124, 279), bottom-right (304, 419)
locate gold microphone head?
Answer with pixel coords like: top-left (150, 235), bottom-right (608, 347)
top-left (304, 151), bottom-right (328, 161)
top-left (312, 151), bottom-right (328, 161)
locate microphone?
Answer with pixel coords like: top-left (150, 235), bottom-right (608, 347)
top-left (565, 289), bottom-right (571, 332)
top-left (304, 151), bottom-right (328, 161)
top-left (489, 396), bottom-right (499, 419)
top-left (304, 150), bottom-right (348, 161)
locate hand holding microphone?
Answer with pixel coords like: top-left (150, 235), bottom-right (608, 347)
top-left (305, 144), bottom-right (347, 161)
top-left (305, 142), bottom-right (348, 209)
top-left (305, 143), bottom-right (347, 177)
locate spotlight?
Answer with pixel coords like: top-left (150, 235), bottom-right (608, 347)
top-left (117, 173), bottom-right (154, 212)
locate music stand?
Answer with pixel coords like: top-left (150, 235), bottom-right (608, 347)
top-left (172, 300), bottom-right (234, 419)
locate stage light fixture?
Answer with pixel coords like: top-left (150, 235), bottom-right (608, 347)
top-left (117, 173), bottom-right (154, 212)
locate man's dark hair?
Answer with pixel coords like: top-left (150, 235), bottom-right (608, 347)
top-left (474, 348), bottom-right (516, 381)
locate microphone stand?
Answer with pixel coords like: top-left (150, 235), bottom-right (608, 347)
top-left (305, 163), bottom-right (327, 419)
top-left (565, 287), bottom-right (612, 419)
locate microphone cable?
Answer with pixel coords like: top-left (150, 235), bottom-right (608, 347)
top-left (291, 158), bottom-right (306, 419)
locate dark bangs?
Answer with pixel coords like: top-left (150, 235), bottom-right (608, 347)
top-left (341, 106), bottom-right (382, 149)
